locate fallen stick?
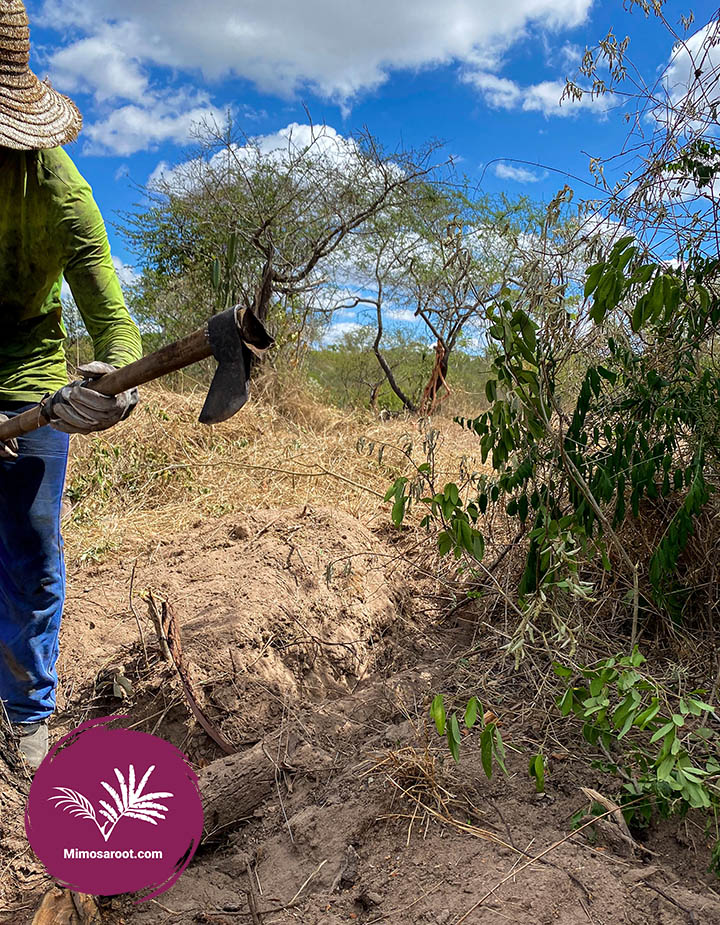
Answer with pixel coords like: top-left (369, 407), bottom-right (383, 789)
top-left (145, 593), bottom-right (235, 756)
top-left (245, 862), bottom-right (263, 925)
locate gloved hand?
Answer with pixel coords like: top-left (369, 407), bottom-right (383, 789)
top-left (47, 362), bottom-right (139, 435)
top-left (0, 415), bottom-right (18, 459)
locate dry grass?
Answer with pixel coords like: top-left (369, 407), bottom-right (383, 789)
top-left (64, 382), bottom-right (487, 567)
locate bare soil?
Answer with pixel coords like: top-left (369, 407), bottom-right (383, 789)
top-left (2, 504), bottom-right (720, 925)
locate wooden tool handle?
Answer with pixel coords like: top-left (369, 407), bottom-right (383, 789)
top-left (0, 324), bottom-right (212, 444)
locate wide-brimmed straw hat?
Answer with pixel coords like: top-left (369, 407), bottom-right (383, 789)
top-left (0, 0), bottom-right (81, 150)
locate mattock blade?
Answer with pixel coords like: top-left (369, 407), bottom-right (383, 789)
top-left (199, 305), bottom-right (274, 425)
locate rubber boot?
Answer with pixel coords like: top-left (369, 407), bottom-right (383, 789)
top-left (14, 720), bottom-right (49, 769)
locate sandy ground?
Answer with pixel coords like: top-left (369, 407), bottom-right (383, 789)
top-left (2, 503), bottom-right (720, 925)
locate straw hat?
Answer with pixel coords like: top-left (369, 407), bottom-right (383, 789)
top-left (0, 0), bottom-right (81, 150)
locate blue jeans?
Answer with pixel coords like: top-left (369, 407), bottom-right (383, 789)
top-left (0, 402), bottom-right (69, 723)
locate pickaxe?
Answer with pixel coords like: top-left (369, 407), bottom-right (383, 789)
top-left (0, 305), bottom-right (274, 443)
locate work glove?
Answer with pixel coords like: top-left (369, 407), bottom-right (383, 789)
top-left (0, 415), bottom-right (18, 459)
top-left (47, 362), bottom-right (139, 435)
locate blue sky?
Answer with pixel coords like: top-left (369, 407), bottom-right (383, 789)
top-left (24, 0), bottom-right (719, 294)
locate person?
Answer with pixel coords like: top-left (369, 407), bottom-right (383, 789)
top-left (0, 0), bottom-right (143, 768)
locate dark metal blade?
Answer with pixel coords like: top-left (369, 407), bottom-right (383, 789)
top-left (199, 307), bottom-right (250, 424)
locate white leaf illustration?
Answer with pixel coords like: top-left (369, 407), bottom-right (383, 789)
top-left (50, 765), bottom-right (174, 842)
top-left (98, 799), bottom-right (118, 823)
top-left (100, 780), bottom-right (124, 816)
top-left (124, 811), bottom-right (159, 824)
top-left (49, 788), bottom-right (98, 824)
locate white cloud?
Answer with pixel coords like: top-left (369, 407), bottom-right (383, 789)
top-left (84, 92), bottom-right (227, 156)
top-left (464, 71), bottom-right (610, 117)
top-left (48, 31), bottom-right (148, 102)
top-left (39, 0), bottom-right (592, 106)
top-left (321, 321), bottom-right (365, 345)
top-left (465, 73), bottom-right (523, 109)
top-left (148, 122), bottom-right (366, 191)
top-left (558, 41), bottom-right (582, 68)
top-left (386, 308), bottom-right (419, 322)
top-left (663, 21), bottom-right (720, 104)
top-left (112, 256), bottom-right (139, 287)
top-left (494, 162), bottom-right (547, 183)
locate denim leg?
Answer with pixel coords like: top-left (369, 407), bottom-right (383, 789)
top-left (0, 403), bottom-right (69, 723)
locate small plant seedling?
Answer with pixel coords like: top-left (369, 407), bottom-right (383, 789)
top-left (430, 694), bottom-right (507, 777)
top-left (528, 752), bottom-right (546, 793)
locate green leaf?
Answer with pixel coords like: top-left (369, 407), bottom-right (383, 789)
top-left (391, 496), bottom-right (406, 527)
top-left (448, 713), bottom-right (462, 764)
top-left (465, 697), bottom-right (479, 729)
top-left (493, 727), bottom-right (507, 773)
top-left (558, 689), bottom-right (574, 716)
top-left (430, 694), bottom-right (446, 735)
top-left (584, 263), bottom-right (604, 298)
top-left (689, 698), bottom-right (714, 713)
top-left (481, 726), bottom-right (493, 779)
top-left (657, 754), bottom-right (676, 781)
top-left (528, 753), bottom-right (545, 792)
top-left (632, 299), bottom-right (646, 333)
top-left (447, 730), bottom-right (460, 764)
top-left (445, 483), bottom-right (460, 506)
top-left (384, 477), bottom-right (406, 503)
top-left (650, 720), bottom-right (675, 744)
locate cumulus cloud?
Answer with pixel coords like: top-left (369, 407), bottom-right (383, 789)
top-left (464, 71), bottom-right (610, 117)
top-left (663, 21), bottom-right (720, 103)
top-left (321, 321), bottom-right (366, 345)
top-left (48, 30), bottom-right (148, 102)
top-left (84, 91), bottom-right (227, 156)
top-left (494, 162), bottom-right (547, 183)
top-left (39, 0), bottom-right (592, 105)
top-left (112, 256), bottom-right (139, 287)
top-left (148, 122), bottom-right (361, 190)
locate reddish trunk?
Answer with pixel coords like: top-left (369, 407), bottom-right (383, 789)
top-left (420, 341), bottom-right (451, 415)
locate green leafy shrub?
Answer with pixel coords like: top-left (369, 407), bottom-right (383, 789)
top-left (554, 649), bottom-right (720, 839)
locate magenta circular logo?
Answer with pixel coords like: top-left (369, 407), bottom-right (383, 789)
top-left (25, 717), bottom-right (204, 899)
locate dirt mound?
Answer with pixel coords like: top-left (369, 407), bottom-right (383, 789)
top-left (107, 666), bottom-right (720, 925)
top-left (142, 504), bottom-right (405, 744)
top-left (3, 504), bottom-right (720, 924)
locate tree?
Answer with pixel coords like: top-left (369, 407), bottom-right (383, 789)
top-left (308, 326), bottom-right (432, 411)
top-left (388, 5), bottom-right (720, 646)
top-left (123, 119), bottom-right (444, 378)
top-left (339, 181), bottom-right (563, 415)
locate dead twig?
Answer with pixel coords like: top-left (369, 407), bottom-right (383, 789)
top-left (289, 859), bottom-right (327, 906)
top-left (643, 881), bottom-right (698, 925)
top-left (245, 862), bottom-right (262, 925)
top-left (129, 562), bottom-right (149, 668)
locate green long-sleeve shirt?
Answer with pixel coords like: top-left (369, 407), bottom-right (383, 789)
top-left (0, 146), bottom-right (142, 402)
